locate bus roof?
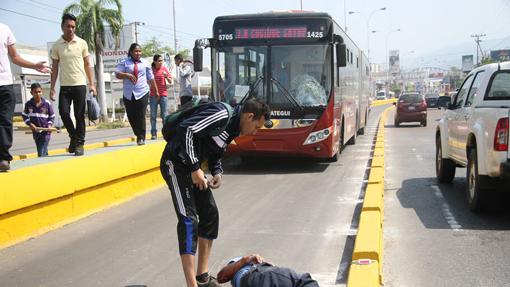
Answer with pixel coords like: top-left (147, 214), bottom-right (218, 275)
top-left (214, 11), bottom-right (332, 22)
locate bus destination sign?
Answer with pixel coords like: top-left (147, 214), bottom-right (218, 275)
top-left (235, 26), bottom-right (307, 39)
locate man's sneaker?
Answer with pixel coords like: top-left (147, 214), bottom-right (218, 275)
top-left (0, 160), bottom-right (10, 172)
top-left (68, 139), bottom-right (77, 153)
top-left (137, 139), bottom-right (145, 145)
top-left (197, 275), bottom-right (220, 287)
top-left (74, 145), bottom-right (84, 156)
top-left (150, 135), bottom-right (157, 140)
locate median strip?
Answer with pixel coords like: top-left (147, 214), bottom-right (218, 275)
top-left (0, 141), bottom-right (166, 249)
top-left (347, 106), bottom-right (393, 286)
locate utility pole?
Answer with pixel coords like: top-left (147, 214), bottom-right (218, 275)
top-left (173, 0), bottom-right (178, 53)
top-left (134, 21), bottom-right (145, 43)
top-left (471, 33), bottom-right (486, 65)
top-left (300, 0), bottom-right (303, 10)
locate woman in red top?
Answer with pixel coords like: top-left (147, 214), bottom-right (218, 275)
top-left (150, 54), bottom-right (172, 139)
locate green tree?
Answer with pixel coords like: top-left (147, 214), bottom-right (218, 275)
top-left (176, 49), bottom-right (190, 59)
top-left (64, 0), bottom-right (123, 121)
top-left (141, 37), bottom-right (174, 57)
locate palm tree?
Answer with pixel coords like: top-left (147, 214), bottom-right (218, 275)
top-left (64, 0), bottom-right (123, 122)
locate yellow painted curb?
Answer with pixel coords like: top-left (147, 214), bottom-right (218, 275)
top-left (104, 137), bottom-right (134, 147)
top-left (363, 184), bottom-right (384, 213)
top-left (0, 142), bottom-right (166, 249)
top-left (348, 106), bottom-right (391, 287)
top-left (367, 167), bottom-right (384, 184)
top-left (347, 261), bottom-right (380, 287)
top-left (371, 157), bottom-right (384, 168)
top-left (352, 210), bottom-right (382, 262)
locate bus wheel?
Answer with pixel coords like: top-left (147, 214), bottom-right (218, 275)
top-left (327, 139), bottom-right (341, 162)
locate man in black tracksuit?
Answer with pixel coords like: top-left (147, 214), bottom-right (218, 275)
top-left (160, 98), bottom-right (270, 287)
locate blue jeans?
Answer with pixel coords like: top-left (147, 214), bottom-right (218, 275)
top-left (150, 96), bottom-right (168, 136)
top-left (34, 133), bottom-right (50, 157)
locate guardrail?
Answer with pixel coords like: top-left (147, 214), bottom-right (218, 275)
top-left (347, 106), bottom-right (392, 286)
top-left (0, 142), bottom-right (166, 249)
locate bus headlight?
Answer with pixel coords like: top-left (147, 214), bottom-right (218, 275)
top-left (303, 126), bottom-right (333, 145)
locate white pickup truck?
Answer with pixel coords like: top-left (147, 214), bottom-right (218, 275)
top-left (436, 62), bottom-right (510, 211)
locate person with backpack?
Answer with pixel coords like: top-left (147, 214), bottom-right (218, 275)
top-left (160, 98), bottom-right (270, 287)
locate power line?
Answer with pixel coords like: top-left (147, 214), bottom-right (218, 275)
top-left (16, 0), bottom-right (61, 14)
top-left (28, 0), bottom-right (62, 12)
top-left (0, 7), bottom-right (60, 24)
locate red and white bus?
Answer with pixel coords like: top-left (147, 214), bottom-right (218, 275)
top-left (194, 11), bottom-right (370, 161)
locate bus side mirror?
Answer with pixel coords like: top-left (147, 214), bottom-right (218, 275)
top-left (193, 47), bottom-right (203, 72)
top-left (337, 43), bottom-right (347, 67)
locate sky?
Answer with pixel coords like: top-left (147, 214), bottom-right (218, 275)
top-left (2, 0), bottom-right (510, 69)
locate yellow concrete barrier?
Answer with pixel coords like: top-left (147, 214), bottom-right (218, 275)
top-left (367, 167), bottom-right (384, 184)
top-left (371, 157), bottom-right (384, 168)
top-left (362, 184), bottom-right (384, 213)
top-left (348, 106), bottom-right (391, 287)
top-left (352, 210), bottom-right (382, 262)
top-left (0, 141), bottom-right (166, 249)
top-left (347, 261), bottom-right (380, 287)
top-left (370, 98), bottom-right (397, 107)
top-left (104, 137), bottom-right (134, 147)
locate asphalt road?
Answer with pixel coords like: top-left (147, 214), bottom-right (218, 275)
top-left (384, 108), bottom-right (510, 287)
top-left (0, 106), bottom-right (387, 287)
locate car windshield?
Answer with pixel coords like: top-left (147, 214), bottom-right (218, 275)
top-left (213, 44), bottom-right (331, 108)
top-left (400, 94), bottom-right (422, 103)
top-left (425, 94), bottom-right (438, 98)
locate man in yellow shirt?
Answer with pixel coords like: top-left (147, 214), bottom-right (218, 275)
top-left (50, 13), bottom-right (96, 156)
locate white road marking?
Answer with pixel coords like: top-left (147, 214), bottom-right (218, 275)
top-left (416, 154), bottom-right (423, 161)
top-left (431, 185), bottom-right (463, 231)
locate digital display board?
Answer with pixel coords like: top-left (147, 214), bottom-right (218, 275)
top-left (235, 26), bottom-right (307, 39)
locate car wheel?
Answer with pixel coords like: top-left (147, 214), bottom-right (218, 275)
top-left (466, 148), bottom-right (489, 212)
top-left (422, 120), bottom-right (427, 127)
top-left (436, 136), bottom-right (455, 183)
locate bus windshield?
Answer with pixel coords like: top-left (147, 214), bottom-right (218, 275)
top-left (214, 44), bottom-right (331, 108)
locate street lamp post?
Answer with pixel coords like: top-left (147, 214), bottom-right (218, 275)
top-left (348, 7), bottom-right (386, 63)
top-left (386, 28), bottom-right (400, 95)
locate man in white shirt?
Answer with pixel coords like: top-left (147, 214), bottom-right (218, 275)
top-left (0, 22), bottom-right (50, 171)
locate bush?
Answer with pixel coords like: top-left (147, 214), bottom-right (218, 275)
top-left (96, 120), bottom-right (127, 130)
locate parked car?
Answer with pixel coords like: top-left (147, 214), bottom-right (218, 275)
top-left (425, 93), bottom-right (439, 108)
top-left (394, 93), bottom-right (427, 127)
top-left (436, 61), bottom-right (510, 211)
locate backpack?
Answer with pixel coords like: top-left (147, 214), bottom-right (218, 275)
top-left (162, 97), bottom-right (233, 142)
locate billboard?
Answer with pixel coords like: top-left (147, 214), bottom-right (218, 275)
top-left (462, 55), bottom-right (474, 72)
top-left (389, 50), bottom-right (400, 74)
top-left (102, 23), bottom-right (135, 73)
top-left (490, 49), bottom-right (510, 62)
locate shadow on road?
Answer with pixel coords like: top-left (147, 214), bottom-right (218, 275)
top-left (223, 156), bottom-right (329, 175)
top-left (395, 177), bottom-right (510, 230)
top-left (385, 124), bottom-right (424, 129)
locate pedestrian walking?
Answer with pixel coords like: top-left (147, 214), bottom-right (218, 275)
top-left (174, 54), bottom-right (194, 106)
top-left (217, 254), bottom-right (320, 287)
top-left (50, 13), bottom-right (96, 156)
top-left (22, 83), bottom-right (55, 157)
top-left (0, 22), bottom-right (50, 171)
top-left (150, 54), bottom-right (172, 140)
top-left (160, 98), bottom-right (270, 287)
top-left (115, 43), bottom-right (159, 145)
